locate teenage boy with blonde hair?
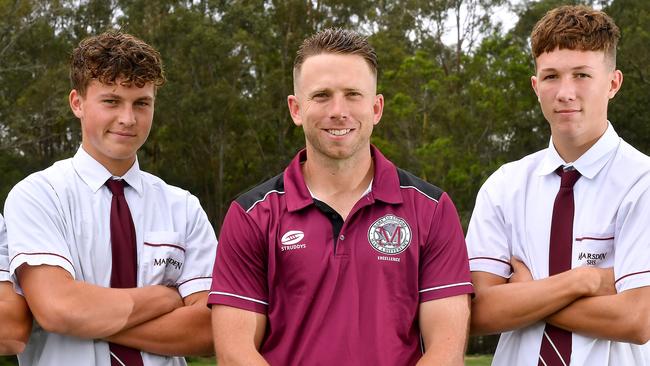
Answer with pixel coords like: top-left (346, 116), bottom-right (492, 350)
top-left (5, 31), bottom-right (217, 366)
top-left (467, 5), bottom-right (650, 366)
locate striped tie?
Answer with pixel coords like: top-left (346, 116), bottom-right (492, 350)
top-left (538, 167), bottom-right (581, 366)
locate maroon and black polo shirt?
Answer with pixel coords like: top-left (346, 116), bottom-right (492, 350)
top-left (209, 146), bottom-right (473, 365)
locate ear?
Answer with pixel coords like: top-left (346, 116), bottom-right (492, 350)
top-left (69, 89), bottom-right (84, 119)
top-left (530, 75), bottom-right (540, 101)
top-left (287, 95), bottom-right (302, 127)
top-left (608, 70), bottom-right (623, 99)
top-left (373, 94), bottom-right (384, 126)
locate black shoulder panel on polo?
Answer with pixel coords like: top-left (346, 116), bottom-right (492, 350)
top-left (236, 173), bottom-right (285, 211)
top-left (396, 168), bottom-right (444, 201)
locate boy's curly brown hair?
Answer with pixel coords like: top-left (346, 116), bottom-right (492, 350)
top-left (70, 31), bottom-right (165, 95)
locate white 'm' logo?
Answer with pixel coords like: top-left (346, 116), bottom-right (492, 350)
top-left (281, 230), bottom-right (304, 245)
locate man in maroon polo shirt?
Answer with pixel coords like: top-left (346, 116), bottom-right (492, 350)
top-left (209, 28), bottom-right (473, 365)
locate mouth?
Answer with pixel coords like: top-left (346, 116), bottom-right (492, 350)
top-left (109, 131), bottom-right (136, 137)
top-left (555, 109), bottom-right (581, 114)
top-left (326, 128), bottom-right (352, 136)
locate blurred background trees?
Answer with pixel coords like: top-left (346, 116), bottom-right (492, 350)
top-left (1, 0), bottom-right (648, 359)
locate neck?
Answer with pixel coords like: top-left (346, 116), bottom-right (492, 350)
top-left (81, 144), bottom-right (135, 177)
top-left (552, 123), bottom-right (607, 163)
top-left (302, 147), bottom-right (374, 219)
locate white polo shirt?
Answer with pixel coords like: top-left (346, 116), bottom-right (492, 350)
top-left (5, 147), bottom-right (218, 366)
top-left (466, 123), bottom-right (650, 365)
top-left (0, 215), bottom-right (9, 282)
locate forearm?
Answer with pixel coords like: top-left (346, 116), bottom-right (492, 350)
top-left (547, 287), bottom-right (650, 344)
top-left (417, 295), bottom-right (469, 366)
top-left (19, 265), bottom-right (183, 339)
top-left (106, 292), bottom-right (213, 356)
top-left (471, 269), bottom-right (592, 335)
top-left (0, 304), bottom-right (31, 355)
top-left (416, 349), bottom-right (464, 366)
top-left (54, 284), bottom-right (179, 338)
top-left (0, 284), bottom-right (32, 354)
top-left (213, 305), bottom-right (269, 366)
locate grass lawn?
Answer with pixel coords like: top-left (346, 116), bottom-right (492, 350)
top-left (465, 354), bottom-right (493, 365)
top-left (188, 355), bottom-right (493, 366)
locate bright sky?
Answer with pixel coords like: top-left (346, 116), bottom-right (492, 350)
top-left (441, 3), bottom-right (518, 47)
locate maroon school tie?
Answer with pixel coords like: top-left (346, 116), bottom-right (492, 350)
top-left (538, 168), bottom-right (581, 366)
top-left (106, 179), bottom-right (144, 366)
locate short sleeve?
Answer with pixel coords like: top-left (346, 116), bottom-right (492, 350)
top-left (613, 181), bottom-right (650, 292)
top-left (0, 215), bottom-right (10, 282)
top-left (208, 202), bottom-right (268, 314)
top-left (5, 176), bottom-right (76, 289)
top-left (465, 169), bottom-right (513, 278)
top-left (176, 194), bottom-right (219, 297)
top-left (419, 192), bottom-right (473, 302)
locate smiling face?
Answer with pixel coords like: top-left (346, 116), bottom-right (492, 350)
top-left (70, 79), bottom-right (155, 175)
top-left (287, 53), bottom-right (383, 165)
top-left (531, 48), bottom-right (622, 153)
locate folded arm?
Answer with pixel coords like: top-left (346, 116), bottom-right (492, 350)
top-left (17, 264), bottom-right (182, 339)
top-left (417, 294), bottom-right (471, 366)
top-left (212, 305), bottom-right (268, 366)
top-left (470, 259), bottom-right (615, 335)
top-left (0, 281), bottom-right (32, 355)
top-left (547, 285), bottom-right (650, 344)
top-left (106, 290), bottom-right (213, 356)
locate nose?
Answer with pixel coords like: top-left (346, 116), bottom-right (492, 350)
top-left (556, 77), bottom-right (576, 103)
top-left (119, 106), bottom-right (136, 126)
top-left (329, 94), bottom-right (349, 120)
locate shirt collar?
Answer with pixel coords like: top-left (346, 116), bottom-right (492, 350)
top-left (72, 146), bottom-right (144, 196)
top-left (284, 145), bottom-right (401, 212)
top-left (536, 122), bottom-right (620, 179)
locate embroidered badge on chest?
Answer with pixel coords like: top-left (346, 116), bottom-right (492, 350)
top-left (368, 214), bottom-right (412, 255)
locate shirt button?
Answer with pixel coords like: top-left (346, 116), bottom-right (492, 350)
top-left (339, 235), bottom-right (345, 241)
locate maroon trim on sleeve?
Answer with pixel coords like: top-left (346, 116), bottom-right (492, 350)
top-left (615, 269), bottom-right (650, 285)
top-left (178, 276), bottom-right (212, 286)
top-left (469, 256), bottom-right (511, 266)
top-left (208, 292), bottom-right (268, 314)
top-left (144, 242), bottom-right (186, 252)
top-left (10, 252), bottom-right (75, 269)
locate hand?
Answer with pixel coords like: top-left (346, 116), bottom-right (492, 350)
top-left (508, 257), bottom-right (533, 283)
top-left (155, 285), bottom-right (184, 311)
top-left (574, 266), bottom-right (616, 297)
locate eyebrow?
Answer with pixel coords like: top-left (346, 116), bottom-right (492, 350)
top-left (539, 65), bottom-right (595, 72)
top-left (97, 93), bottom-right (154, 101)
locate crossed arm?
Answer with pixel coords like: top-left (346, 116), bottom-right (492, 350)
top-left (18, 264), bottom-right (214, 356)
top-left (471, 259), bottom-right (650, 344)
top-left (0, 281), bottom-right (32, 355)
top-left (509, 259), bottom-right (650, 344)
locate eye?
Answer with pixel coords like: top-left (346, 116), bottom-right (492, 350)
top-left (575, 73), bottom-right (590, 78)
top-left (346, 91), bottom-right (362, 97)
top-left (542, 74), bottom-right (557, 80)
top-left (102, 99), bottom-right (118, 105)
top-left (311, 92), bottom-right (329, 101)
top-left (135, 101), bottom-right (151, 107)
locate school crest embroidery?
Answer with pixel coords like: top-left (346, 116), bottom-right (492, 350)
top-left (368, 214), bottom-right (412, 255)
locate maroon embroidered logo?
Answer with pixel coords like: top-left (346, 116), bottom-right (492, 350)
top-left (368, 214), bottom-right (411, 255)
